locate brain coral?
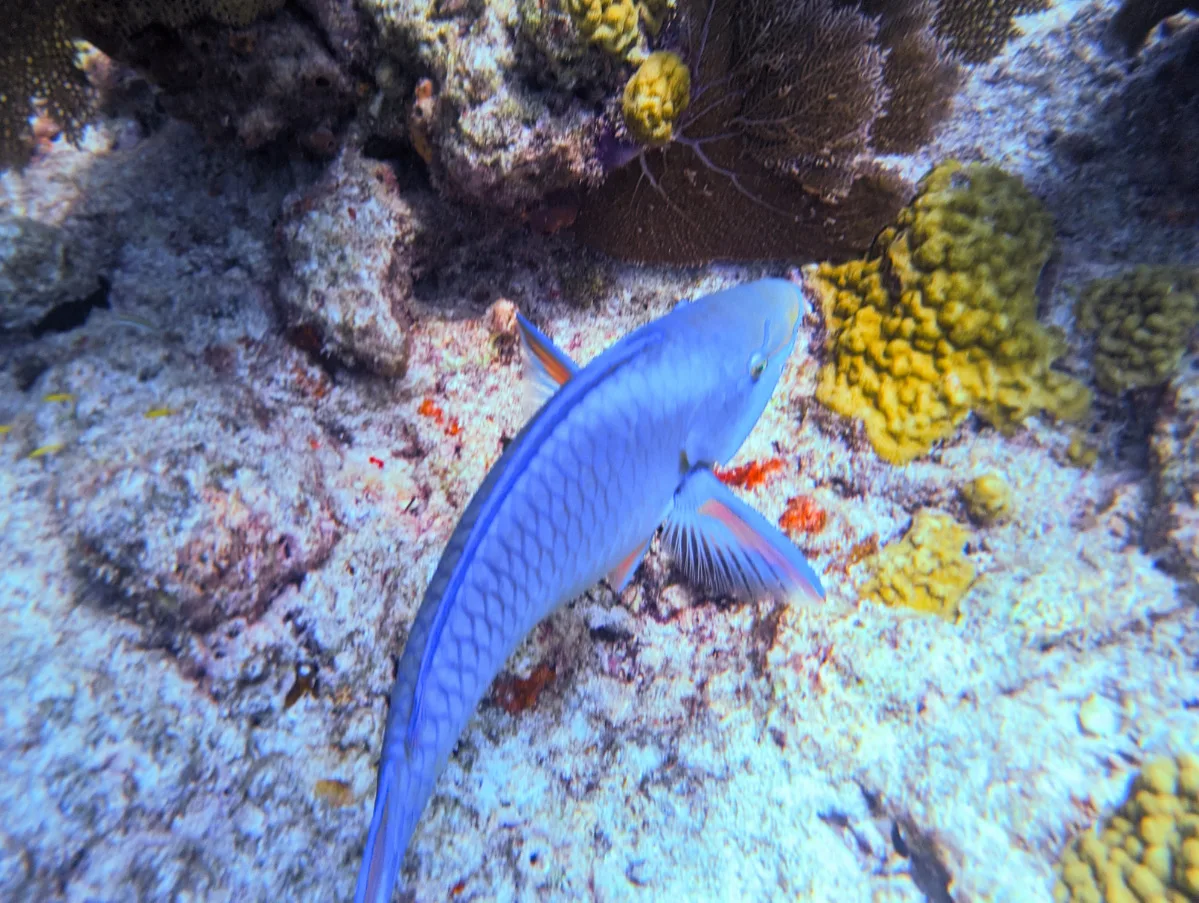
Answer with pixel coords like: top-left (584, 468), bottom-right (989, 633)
top-left (1054, 753), bottom-right (1199, 902)
top-left (813, 160), bottom-right (1091, 464)
top-left (1076, 265), bottom-right (1199, 394)
top-left (860, 511), bottom-right (975, 619)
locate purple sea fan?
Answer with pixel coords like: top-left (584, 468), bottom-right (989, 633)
top-left (573, 0), bottom-right (964, 264)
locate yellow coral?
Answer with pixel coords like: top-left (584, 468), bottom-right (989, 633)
top-left (960, 473), bottom-right (1012, 524)
top-left (622, 51), bottom-right (689, 146)
top-left (1055, 753), bottom-right (1199, 902)
top-left (1076, 265), bottom-right (1199, 394)
top-left (565, 0), bottom-right (646, 62)
top-left (860, 511), bottom-right (975, 619)
top-left (814, 160), bottom-right (1091, 464)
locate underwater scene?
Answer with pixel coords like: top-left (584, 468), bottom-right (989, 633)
top-left (1, 0), bottom-right (1198, 900)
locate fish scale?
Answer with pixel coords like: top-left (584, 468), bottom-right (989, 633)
top-left (356, 280), bottom-right (826, 903)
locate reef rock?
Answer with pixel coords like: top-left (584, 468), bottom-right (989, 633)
top-left (0, 213), bottom-right (115, 333)
top-left (360, 0), bottom-right (601, 212)
top-left (1150, 353), bottom-right (1199, 587)
top-left (276, 149), bottom-right (421, 376)
top-left (43, 338), bottom-right (341, 634)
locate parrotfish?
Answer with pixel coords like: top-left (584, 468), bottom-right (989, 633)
top-left (355, 278), bottom-right (825, 902)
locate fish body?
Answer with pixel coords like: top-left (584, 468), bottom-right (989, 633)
top-left (356, 278), bottom-right (824, 902)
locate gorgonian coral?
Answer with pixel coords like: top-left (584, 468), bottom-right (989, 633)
top-left (574, 0), bottom-right (966, 264)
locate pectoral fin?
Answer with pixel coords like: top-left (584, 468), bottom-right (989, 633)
top-left (607, 535), bottom-right (653, 593)
top-left (664, 468), bottom-right (825, 604)
top-left (517, 312), bottom-right (579, 414)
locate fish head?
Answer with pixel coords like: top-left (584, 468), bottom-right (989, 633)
top-left (679, 278), bottom-right (806, 467)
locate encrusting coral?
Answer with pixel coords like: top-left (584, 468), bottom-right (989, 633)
top-left (812, 160), bottom-right (1091, 464)
top-left (1076, 266), bottom-right (1199, 394)
top-left (1053, 753), bottom-right (1199, 902)
top-left (566, 0), bottom-right (647, 62)
top-left (859, 511), bottom-right (975, 619)
top-left (622, 51), bottom-right (690, 146)
top-left (960, 473), bottom-right (1013, 525)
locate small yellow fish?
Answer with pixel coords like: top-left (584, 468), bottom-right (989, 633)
top-left (144, 407), bottom-right (177, 419)
top-left (27, 443), bottom-right (64, 459)
top-left (0, 425), bottom-right (11, 436)
top-left (43, 393), bottom-right (76, 404)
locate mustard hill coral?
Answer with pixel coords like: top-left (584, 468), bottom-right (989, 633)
top-left (813, 160), bottom-right (1091, 464)
top-left (622, 51), bottom-right (690, 146)
top-left (860, 511), bottom-right (975, 619)
top-left (1054, 753), bottom-right (1199, 902)
top-left (565, 0), bottom-right (646, 62)
top-left (960, 473), bottom-right (1013, 525)
top-left (1076, 266), bottom-right (1199, 394)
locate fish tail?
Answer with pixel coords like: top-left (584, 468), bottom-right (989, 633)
top-left (354, 750), bottom-right (431, 903)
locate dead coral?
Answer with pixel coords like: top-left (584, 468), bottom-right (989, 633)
top-left (0, 0), bottom-right (91, 169)
top-left (574, 0), bottom-right (967, 264)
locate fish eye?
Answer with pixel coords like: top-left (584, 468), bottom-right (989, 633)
top-left (749, 352), bottom-right (767, 381)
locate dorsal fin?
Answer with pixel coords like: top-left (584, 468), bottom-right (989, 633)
top-left (516, 312), bottom-right (579, 416)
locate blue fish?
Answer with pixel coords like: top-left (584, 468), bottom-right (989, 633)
top-left (355, 278), bottom-right (825, 901)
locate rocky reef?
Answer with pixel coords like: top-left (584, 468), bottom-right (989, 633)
top-left (1, 0), bottom-right (1198, 901)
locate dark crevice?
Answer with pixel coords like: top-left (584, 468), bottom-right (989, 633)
top-left (31, 277), bottom-right (111, 337)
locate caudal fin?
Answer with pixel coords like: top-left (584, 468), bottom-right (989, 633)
top-left (354, 761), bottom-right (427, 903)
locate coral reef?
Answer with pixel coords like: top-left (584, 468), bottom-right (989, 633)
top-left (276, 149), bottom-right (423, 376)
top-left (1150, 354), bottom-right (1199, 586)
top-left (574, 0), bottom-right (967, 264)
top-left (960, 473), bottom-right (1012, 525)
top-left (622, 51), bottom-right (689, 146)
top-left (1108, 0), bottom-right (1197, 53)
top-left (1077, 266), bottom-right (1199, 394)
top-left (0, 0), bottom-right (91, 169)
top-left (1054, 753), bottom-right (1199, 902)
top-left (0, 215), bottom-right (116, 333)
top-left (2, 0), bottom-right (360, 170)
top-left (1102, 26), bottom-right (1199, 209)
top-left (360, 0), bottom-right (601, 213)
top-left (859, 510), bottom-right (975, 619)
top-left (92, 6), bottom-right (356, 154)
top-left (813, 160), bottom-right (1091, 464)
